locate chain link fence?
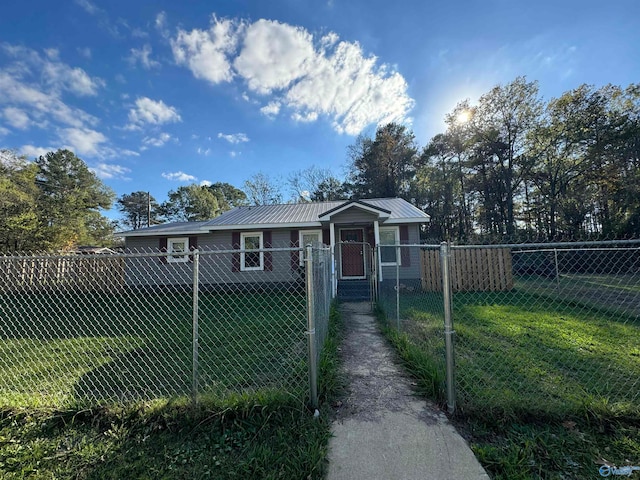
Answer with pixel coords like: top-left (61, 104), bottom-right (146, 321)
top-left (0, 245), bottom-right (332, 408)
top-left (377, 241), bottom-right (640, 418)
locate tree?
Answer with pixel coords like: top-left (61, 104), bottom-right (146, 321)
top-left (160, 184), bottom-right (220, 222)
top-left (347, 123), bottom-right (418, 199)
top-left (35, 149), bottom-right (114, 249)
top-left (310, 176), bottom-right (348, 202)
top-left (244, 173), bottom-right (283, 205)
top-left (466, 77), bottom-right (543, 238)
top-left (415, 134), bottom-right (463, 241)
top-left (0, 150), bottom-right (39, 251)
top-left (117, 191), bottom-right (162, 230)
top-left (287, 166), bottom-right (346, 202)
top-left (206, 182), bottom-right (248, 211)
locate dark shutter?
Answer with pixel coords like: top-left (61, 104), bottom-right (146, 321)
top-left (232, 232), bottom-right (240, 272)
top-left (188, 236), bottom-right (198, 262)
top-left (159, 237), bottom-right (167, 264)
top-left (264, 231), bottom-right (273, 271)
top-left (322, 229), bottom-right (330, 246)
top-left (399, 225), bottom-right (410, 267)
top-left (290, 230), bottom-right (299, 270)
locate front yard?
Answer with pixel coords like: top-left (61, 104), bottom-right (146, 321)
top-left (381, 287), bottom-right (640, 479)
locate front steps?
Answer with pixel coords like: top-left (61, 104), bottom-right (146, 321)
top-left (337, 280), bottom-right (372, 301)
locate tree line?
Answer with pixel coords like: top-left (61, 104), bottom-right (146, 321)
top-left (345, 77), bottom-right (640, 242)
top-left (2, 77), bottom-right (638, 251)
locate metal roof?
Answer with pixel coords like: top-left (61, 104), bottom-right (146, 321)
top-left (119, 198), bottom-right (429, 237)
top-left (117, 221), bottom-right (210, 237)
top-left (204, 197), bottom-right (428, 228)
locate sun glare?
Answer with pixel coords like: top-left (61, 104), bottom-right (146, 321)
top-left (455, 110), bottom-right (471, 124)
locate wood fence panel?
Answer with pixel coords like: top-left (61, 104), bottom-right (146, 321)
top-left (421, 247), bottom-right (513, 292)
top-left (0, 256), bottom-right (126, 294)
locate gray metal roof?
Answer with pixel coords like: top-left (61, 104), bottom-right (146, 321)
top-left (117, 221), bottom-right (210, 237)
top-left (119, 198), bottom-right (429, 237)
top-left (204, 197), bottom-right (428, 228)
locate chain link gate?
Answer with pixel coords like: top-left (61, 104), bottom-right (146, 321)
top-left (0, 245), bottom-right (333, 408)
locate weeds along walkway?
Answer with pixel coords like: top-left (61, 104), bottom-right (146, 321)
top-left (327, 302), bottom-right (488, 480)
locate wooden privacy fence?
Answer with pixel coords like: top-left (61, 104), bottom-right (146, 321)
top-left (0, 255), bottom-right (126, 293)
top-left (421, 247), bottom-right (513, 292)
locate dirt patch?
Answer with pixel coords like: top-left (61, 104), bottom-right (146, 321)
top-left (331, 302), bottom-right (442, 425)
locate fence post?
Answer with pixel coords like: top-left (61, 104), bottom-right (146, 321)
top-left (554, 248), bottom-right (560, 289)
top-left (306, 245), bottom-right (318, 410)
top-left (396, 245), bottom-right (401, 329)
top-left (440, 242), bottom-right (456, 414)
top-left (192, 249), bottom-right (200, 404)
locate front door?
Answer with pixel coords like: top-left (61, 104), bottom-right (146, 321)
top-left (340, 228), bottom-right (365, 278)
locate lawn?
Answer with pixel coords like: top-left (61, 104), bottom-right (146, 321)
top-left (0, 300), bottom-right (342, 480)
top-left (379, 285), bottom-right (640, 479)
top-left (0, 290), bottom-right (308, 408)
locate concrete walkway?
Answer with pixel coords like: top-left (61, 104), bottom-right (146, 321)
top-left (327, 302), bottom-right (489, 480)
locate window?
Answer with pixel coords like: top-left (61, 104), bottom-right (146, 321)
top-left (299, 230), bottom-right (322, 265)
top-left (241, 232), bottom-right (263, 271)
top-left (379, 227), bottom-right (399, 265)
top-left (167, 237), bottom-right (189, 263)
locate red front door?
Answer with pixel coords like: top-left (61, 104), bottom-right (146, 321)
top-left (340, 229), bottom-right (365, 278)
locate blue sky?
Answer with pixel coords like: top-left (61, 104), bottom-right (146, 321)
top-left (1, 0), bottom-right (638, 216)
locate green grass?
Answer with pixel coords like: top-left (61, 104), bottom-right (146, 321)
top-left (378, 289), bottom-right (640, 479)
top-left (0, 303), bottom-right (343, 479)
top-left (0, 290), bottom-right (307, 407)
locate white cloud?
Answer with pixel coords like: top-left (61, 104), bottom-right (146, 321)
top-left (171, 16), bottom-right (240, 84)
top-left (284, 40), bottom-right (413, 134)
top-left (200, 180), bottom-right (212, 187)
top-left (155, 11), bottom-right (170, 39)
top-left (291, 111), bottom-right (318, 123)
top-left (20, 145), bottom-right (54, 158)
top-left (2, 44), bottom-right (104, 97)
top-left (131, 28), bottom-right (148, 39)
top-left (91, 162), bottom-right (131, 180)
top-left (74, 0), bottom-right (99, 15)
top-left (260, 101), bottom-right (281, 117)
top-left (77, 47), bottom-right (92, 59)
top-left (58, 127), bottom-right (107, 156)
top-left (3, 107), bottom-right (30, 129)
top-left (44, 48), bottom-right (59, 60)
top-left (170, 16), bottom-right (413, 135)
top-left (42, 62), bottom-right (105, 96)
top-left (197, 147), bottom-right (211, 156)
top-left (162, 171), bottom-right (197, 182)
top-left (127, 97), bottom-right (181, 128)
top-left (127, 44), bottom-right (160, 69)
top-left (0, 71), bottom-right (98, 128)
top-left (0, 126), bottom-right (9, 137)
top-left (234, 20), bottom-right (313, 94)
top-left (142, 132), bottom-right (172, 147)
top-left (217, 132), bottom-right (249, 144)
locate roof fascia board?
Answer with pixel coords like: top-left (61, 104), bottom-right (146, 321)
top-left (319, 200), bottom-right (391, 221)
top-left (381, 217), bottom-right (430, 225)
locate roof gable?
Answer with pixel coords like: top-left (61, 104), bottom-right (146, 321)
top-left (318, 200), bottom-right (391, 221)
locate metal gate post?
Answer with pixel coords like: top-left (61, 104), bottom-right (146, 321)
top-left (396, 245), bottom-right (401, 329)
top-left (440, 242), bottom-right (456, 414)
top-left (192, 249), bottom-right (200, 404)
top-left (305, 245), bottom-right (318, 409)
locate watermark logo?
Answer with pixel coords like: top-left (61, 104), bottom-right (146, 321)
top-left (599, 464), bottom-right (640, 477)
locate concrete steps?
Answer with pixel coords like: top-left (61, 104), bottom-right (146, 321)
top-left (337, 280), bottom-right (371, 301)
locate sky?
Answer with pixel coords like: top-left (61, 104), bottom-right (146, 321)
top-left (1, 0), bottom-right (639, 218)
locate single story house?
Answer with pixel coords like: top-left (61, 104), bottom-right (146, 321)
top-left (118, 197), bottom-right (429, 298)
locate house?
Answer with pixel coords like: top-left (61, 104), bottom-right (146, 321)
top-left (118, 197), bottom-right (429, 298)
